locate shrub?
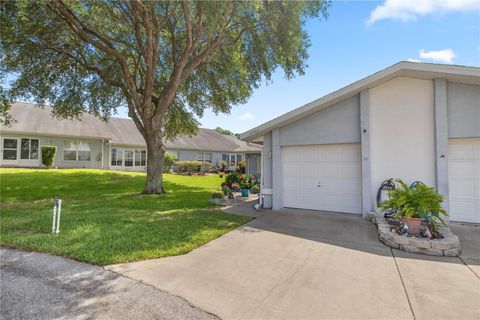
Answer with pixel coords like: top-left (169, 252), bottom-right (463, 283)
top-left (225, 173), bottom-right (240, 188)
top-left (237, 160), bottom-right (246, 173)
top-left (175, 161), bottom-right (213, 175)
top-left (380, 179), bottom-right (448, 231)
top-left (40, 145), bottom-right (57, 168)
top-left (163, 153), bottom-right (176, 169)
top-left (219, 160), bottom-right (227, 171)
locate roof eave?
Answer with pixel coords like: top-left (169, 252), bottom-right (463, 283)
top-left (240, 61), bottom-right (480, 141)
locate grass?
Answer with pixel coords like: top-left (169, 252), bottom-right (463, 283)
top-left (0, 168), bottom-right (250, 265)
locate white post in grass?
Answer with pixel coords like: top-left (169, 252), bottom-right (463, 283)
top-left (55, 199), bottom-right (62, 234)
top-left (52, 197), bottom-right (62, 234)
top-left (52, 198), bottom-right (57, 234)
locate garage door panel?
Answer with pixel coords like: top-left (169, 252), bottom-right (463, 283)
top-left (448, 138), bottom-right (480, 223)
top-left (283, 143), bottom-right (362, 214)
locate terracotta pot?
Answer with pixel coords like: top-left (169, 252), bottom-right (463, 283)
top-left (401, 217), bottom-right (423, 235)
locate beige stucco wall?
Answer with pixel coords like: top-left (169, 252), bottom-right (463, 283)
top-left (369, 77), bottom-right (436, 208)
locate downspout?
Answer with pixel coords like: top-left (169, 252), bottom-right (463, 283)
top-left (256, 147), bottom-right (264, 210)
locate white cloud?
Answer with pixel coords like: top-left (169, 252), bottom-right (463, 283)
top-left (367, 0), bottom-right (479, 24)
top-left (407, 58), bottom-right (421, 62)
top-left (419, 48), bottom-right (457, 63)
top-left (239, 112), bottom-right (255, 121)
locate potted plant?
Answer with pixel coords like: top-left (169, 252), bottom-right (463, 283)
top-left (250, 184), bottom-right (260, 194)
top-left (210, 192), bottom-right (223, 205)
top-left (238, 175), bottom-right (250, 197)
top-left (380, 179), bottom-right (448, 235)
top-left (221, 182), bottom-right (231, 201)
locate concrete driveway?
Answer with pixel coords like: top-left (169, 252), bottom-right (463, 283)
top-left (107, 210), bottom-right (480, 320)
top-left (0, 248), bottom-right (216, 320)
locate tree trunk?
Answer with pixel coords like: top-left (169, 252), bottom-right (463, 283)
top-left (144, 139), bottom-right (165, 194)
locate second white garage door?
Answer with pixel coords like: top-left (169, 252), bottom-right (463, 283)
top-left (448, 138), bottom-right (480, 223)
top-left (283, 143), bottom-right (362, 214)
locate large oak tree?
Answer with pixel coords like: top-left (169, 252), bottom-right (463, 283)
top-left (0, 0), bottom-right (330, 193)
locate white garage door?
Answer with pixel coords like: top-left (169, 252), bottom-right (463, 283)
top-left (283, 143), bottom-right (362, 214)
top-left (448, 138), bottom-right (480, 223)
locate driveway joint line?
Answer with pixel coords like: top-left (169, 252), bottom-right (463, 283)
top-left (458, 256), bottom-right (480, 280)
top-left (390, 248), bottom-right (416, 320)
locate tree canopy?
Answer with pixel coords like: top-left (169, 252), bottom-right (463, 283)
top-left (0, 0), bottom-right (330, 193)
top-left (215, 127), bottom-right (234, 136)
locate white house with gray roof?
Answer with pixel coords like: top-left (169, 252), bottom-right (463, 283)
top-left (0, 103), bottom-right (261, 176)
top-left (241, 62), bottom-right (479, 224)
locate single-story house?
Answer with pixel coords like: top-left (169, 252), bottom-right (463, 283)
top-left (0, 102), bottom-right (262, 176)
top-left (240, 61), bottom-right (479, 224)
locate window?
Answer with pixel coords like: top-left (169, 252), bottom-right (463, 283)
top-left (124, 150), bottom-right (134, 166)
top-left (63, 141), bottom-right (91, 161)
top-left (222, 153), bottom-right (228, 162)
top-left (229, 154), bottom-right (236, 166)
top-left (116, 149), bottom-right (124, 166)
top-left (2, 138), bottom-right (17, 160)
top-left (77, 142), bottom-right (91, 161)
top-left (20, 138), bottom-right (39, 160)
top-left (111, 148), bottom-right (117, 166)
top-left (236, 154), bottom-right (243, 163)
top-left (204, 153), bottom-right (212, 163)
top-left (135, 150), bottom-right (146, 166)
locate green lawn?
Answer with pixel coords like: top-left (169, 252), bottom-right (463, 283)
top-left (0, 169), bottom-right (250, 265)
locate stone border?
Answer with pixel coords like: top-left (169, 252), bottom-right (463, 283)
top-left (368, 212), bottom-right (461, 257)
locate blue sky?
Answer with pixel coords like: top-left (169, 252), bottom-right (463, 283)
top-left (119, 0), bottom-right (476, 134)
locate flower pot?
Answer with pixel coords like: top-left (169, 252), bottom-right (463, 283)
top-left (223, 195), bottom-right (229, 202)
top-left (212, 198), bottom-right (221, 205)
top-left (401, 217), bottom-right (423, 235)
top-left (241, 188), bottom-right (249, 197)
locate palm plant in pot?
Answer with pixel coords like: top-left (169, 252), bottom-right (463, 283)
top-left (380, 179), bottom-right (448, 235)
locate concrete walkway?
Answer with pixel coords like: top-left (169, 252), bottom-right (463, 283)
top-left (0, 248), bottom-right (217, 320)
top-left (107, 210), bottom-right (480, 320)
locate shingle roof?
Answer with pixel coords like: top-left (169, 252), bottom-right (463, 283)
top-left (2, 102), bottom-right (261, 153)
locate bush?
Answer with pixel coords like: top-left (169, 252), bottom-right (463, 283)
top-left (175, 161), bottom-right (213, 175)
top-left (225, 173), bottom-right (240, 188)
top-left (163, 153), bottom-right (176, 169)
top-left (40, 145), bottom-right (57, 168)
top-left (219, 160), bottom-right (227, 171)
top-left (237, 160), bottom-right (246, 173)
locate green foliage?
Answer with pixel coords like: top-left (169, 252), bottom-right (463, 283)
top-left (40, 145), bottom-right (56, 168)
top-left (0, 169), bottom-right (249, 265)
top-left (237, 160), bottom-right (246, 174)
top-left (211, 192), bottom-right (223, 199)
top-left (163, 153), bottom-right (177, 169)
top-left (225, 173), bottom-right (240, 188)
top-left (219, 160), bottom-right (227, 171)
top-left (1, 0), bottom-right (331, 136)
top-left (215, 127), bottom-right (234, 136)
top-left (175, 160), bottom-right (213, 175)
top-left (380, 179), bottom-right (448, 230)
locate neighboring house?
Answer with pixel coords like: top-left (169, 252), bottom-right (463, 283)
top-left (240, 62), bottom-right (480, 224)
top-left (0, 103), bottom-right (261, 176)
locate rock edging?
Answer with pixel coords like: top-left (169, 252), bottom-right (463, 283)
top-left (368, 212), bottom-right (461, 257)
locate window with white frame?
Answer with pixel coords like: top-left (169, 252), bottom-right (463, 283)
top-left (204, 152), bottom-right (212, 163)
top-left (20, 138), bottom-right (39, 160)
top-left (2, 138), bottom-right (18, 160)
top-left (63, 141), bottom-right (91, 161)
top-left (124, 150), bottom-right (134, 166)
top-left (111, 148), bottom-right (124, 166)
top-left (221, 153), bottom-right (228, 162)
top-left (135, 150), bottom-right (146, 166)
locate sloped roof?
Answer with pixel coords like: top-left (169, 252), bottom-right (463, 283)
top-left (240, 61), bottom-right (480, 141)
top-left (2, 102), bottom-right (260, 152)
